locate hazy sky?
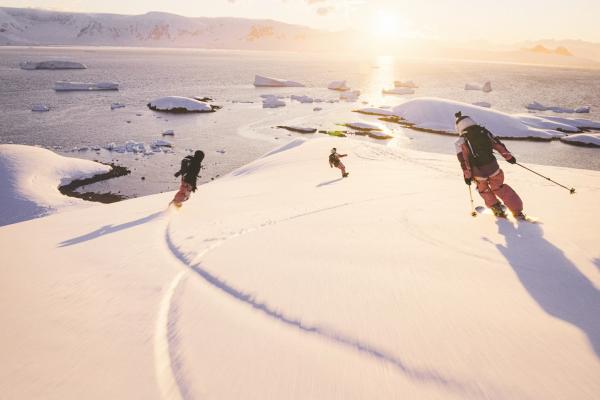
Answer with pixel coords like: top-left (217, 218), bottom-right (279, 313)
top-left (2, 0), bottom-right (599, 43)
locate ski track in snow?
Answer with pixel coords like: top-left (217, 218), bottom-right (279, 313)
top-left (157, 203), bottom-right (505, 399)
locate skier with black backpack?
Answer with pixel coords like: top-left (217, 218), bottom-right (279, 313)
top-left (454, 112), bottom-right (525, 219)
top-left (329, 148), bottom-right (349, 178)
top-left (170, 150), bottom-right (204, 208)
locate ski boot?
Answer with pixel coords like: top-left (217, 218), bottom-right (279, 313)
top-left (490, 202), bottom-right (507, 218)
top-left (343, 172), bottom-right (349, 178)
top-left (513, 211), bottom-right (526, 221)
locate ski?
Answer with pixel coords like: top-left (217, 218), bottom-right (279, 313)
top-left (475, 205), bottom-right (540, 224)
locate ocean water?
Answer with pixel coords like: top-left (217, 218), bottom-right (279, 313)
top-left (1, 46), bottom-right (599, 198)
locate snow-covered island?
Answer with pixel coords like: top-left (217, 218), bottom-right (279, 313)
top-left (355, 97), bottom-right (600, 144)
top-left (20, 60), bottom-right (87, 70)
top-left (254, 74), bottom-right (305, 87)
top-left (147, 96), bottom-right (218, 113)
top-left (1, 138), bottom-right (599, 399)
top-left (54, 81), bottom-right (119, 91)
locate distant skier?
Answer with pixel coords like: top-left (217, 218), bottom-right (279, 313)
top-left (329, 148), bottom-right (349, 178)
top-left (454, 112), bottom-right (525, 219)
top-left (170, 150), bottom-right (204, 208)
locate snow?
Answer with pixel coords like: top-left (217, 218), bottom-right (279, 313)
top-left (340, 90), bottom-right (361, 102)
top-left (111, 102), bottom-right (126, 110)
top-left (1, 137), bottom-right (599, 399)
top-left (526, 101), bottom-right (591, 114)
top-left (343, 121), bottom-right (383, 131)
top-left (147, 96), bottom-right (213, 113)
top-left (327, 80), bottom-right (350, 91)
top-left (394, 80), bottom-right (418, 89)
top-left (382, 87), bottom-right (415, 95)
top-left (54, 81), bottom-right (119, 91)
top-left (254, 74), bottom-right (305, 87)
top-left (262, 95), bottom-right (286, 108)
top-left (31, 104), bottom-right (49, 112)
top-left (20, 60), bottom-right (87, 70)
top-left (560, 133), bottom-right (600, 147)
top-left (357, 97), bottom-right (600, 140)
top-left (465, 81), bottom-right (492, 92)
top-left (0, 144), bottom-right (111, 226)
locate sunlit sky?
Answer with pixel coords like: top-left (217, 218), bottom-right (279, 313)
top-left (2, 0), bottom-right (600, 43)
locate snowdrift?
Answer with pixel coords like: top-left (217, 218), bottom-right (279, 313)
top-left (254, 74), bottom-right (304, 87)
top-left (0, 144), bottom-right (111, 226)
top-left (20, 60), bottom-right (87, 70)
top-left (355, 97), bottom-right (600, 141)
top-left (1, 138), bottom-right (599, 399)
top-left (147, 96), bottom-right (215, 113)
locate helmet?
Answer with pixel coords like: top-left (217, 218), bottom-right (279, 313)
top-left (194, 150), bottom-right (205, 161)
top-left (331, 148), bottom-right (337, 154)
top-left (454, 112), bottom-right (477, 135)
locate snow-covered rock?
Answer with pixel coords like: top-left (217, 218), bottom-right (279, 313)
top-left (340, 90), bottom-right (360, 102)
top-left (54, 81), bottom-right (119, 91)
top-left (560, 133), bottom-right (600, 147)
top-left (254, 74), bottom-right (304, 87)
top-left (162, 130), bottom-right (175, 136)
top-left (20, 60), bottom-right (87, 70)
top-left (0, 144), bottom-right (111, 226)
top-left (382, 87), bottom-right (415, 95)
top-left (31, 104), bottom-right (49, 112)
top-left (343, 122), bottom-right (383, 131)
top-left (327, 80), bottom-right (350, 91)
top-left (465, 81), bottom-right (492, 92)
top-left (367, 130), bottom-right (394, 140)
top-left (276, 126), bottom-right (317, 134)
top-left (290, 95), bottom-right (314, 104)
top-left (526, 101), bottom-right (591, 114)
top-left (147, 96), bottom-right (215, 113)
top-left (472, 101), bottom-right (492, 108)
top-left (262, 96), bottom-right (286, 108)
top-left (394, 80), bottom-right (418, 89)
top-left (111, 102), bottom-right (126, 110)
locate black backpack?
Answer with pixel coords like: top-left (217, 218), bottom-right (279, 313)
top-left (329, 153), bottom-right (339, 166)
top-left (463, 126), bottom-right (496, 167)
top-left (175, 155), bottom-right (194, 178)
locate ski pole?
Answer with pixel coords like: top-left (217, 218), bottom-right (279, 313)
top-left (468, 185), bottom-right (477, 217)
top-left (516, 163), bottom-right (576, 194)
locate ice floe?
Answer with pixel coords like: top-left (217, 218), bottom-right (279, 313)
top-left (343, 122), bottom-right (383, 132)
top-left (110, 102), bottom-right (126, 110)
top-left (262, 95), bottom-right (286, 108)
top-left (31, 104), bottom-right (50, 112)
top-left (465, 81), bottom-right (492, 92)
top-left (340, 90), bottom-right (360, 102)
top-left (290, 95), bottom-right (314, 104)
top-left (560, 133), bottom-right (600, 147)
top-left (20, 61), bottom-right (87, 70)
top-left (54, 81), bottom-right (119, 91)
top-left (147, 96), bottom-right (216, 113)
top-left (276, 126), bottom-right (317, 134)
top-left (161, 130), bottom-right (175, 136)
top-left (526, 101), bottom-right (591, 114)
top-left (382, 87), bottom-right (415, 95)
top-left (327, 80), bottom-right (350, 91)
top-left (254, 74), bottom-right (304, 87)
top-left (394, 80), bottom-right (418, 89)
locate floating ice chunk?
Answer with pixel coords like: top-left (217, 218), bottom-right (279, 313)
top-left (560, 133), bottom-right (600, 147)
top-left (290, 95), bottom-right (314, 104)
top-left (313, 107), bottom-right (323, 112)
top-left (327, 80), bottom-right (350, 91)
top-left (216, 149), bottom-right (226, 154)
top-left (152, 140), bottom-right (173, 148)
top-left (276, 126), bottom-right (317, 134)
top-left (465, 81), bottom-right (492, 92)
top-left (54, 81), bottom-right (119, 91)
top-left (20, 61), bottom-right (87, 70)
top-left (162, 130), bottom-right (175, 136)
top-left (262, 96), bottom-right (286, 108)
top-left (382, 87), bottom-right (415, 95)
top-left (253, 74), bottom-right (304, 87)
top-left (147, 96), bottom-right (215, 113)
top-left (526, 101), bottom-right (591, 114)
top-left (343, 122), bottom-right (383, 131)
top-left (31, 104), bottom-right (50, 112)
top-left (111, 103), bottom-right (126, 110)
top-left (260, 94), bottom-right (284, 99)
top-left (472, 102), bottom-right (492, 108)
top-left (340, 90), bottom-right (361, 102)
top-left (394, 80), bottom-right (418, 89)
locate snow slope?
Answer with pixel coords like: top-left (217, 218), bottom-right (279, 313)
top-left (0, 144), bottom-right (111, 226)
top-left (1, 138), bottom-right (599, 399)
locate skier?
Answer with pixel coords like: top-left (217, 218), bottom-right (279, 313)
top-left (170, 150), bottom-right (204, 208)
top-left (454, 112), bottom-right (525, 219)
top-left (329, 148), bottom-right (349, 178)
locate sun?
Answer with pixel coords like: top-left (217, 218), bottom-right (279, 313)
top-left (371, 11), bottom-right (400, 38)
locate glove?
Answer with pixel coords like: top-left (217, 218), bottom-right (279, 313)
top-left (464, 177), bottom-right (472, 186)
top-left (507, 157), bottom-right (517, 164)
top-left (174, 171), bottom-right (181, 177)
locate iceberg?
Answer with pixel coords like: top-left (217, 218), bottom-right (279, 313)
top-left (526, 101), bottom-right (591, 114)
top-left (560, 133), bottom-right (600, 147)
top-left (20, 61), bottom-right (87, 70)
top-left (262, 96), bottom-right (286, 108)
top-left (253, 75), bottom-right (304, 87)
top-left (111, 103), bottom-right (126, 110)
top-left (327, 80), bottom-right (350, 91)
top-left (394, 80), bottom-right (418, 89)
top-left (162, 130), bottom-right (175, 136)
top-left (340, 90), bottom-right (361, 102)
top-left (54, 81), bottom-right (119, 91)
top-left (147, 96), bottom-right (216, 113)
top-left (31, 104), bottom-right (50, 112)
top-left (465, 81), bottom-right (492, 92)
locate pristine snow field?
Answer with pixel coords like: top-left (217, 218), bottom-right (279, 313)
top-left (0, 144), bottom-right (111, 226)
top-left (1, 138), bottom-right (599, 399)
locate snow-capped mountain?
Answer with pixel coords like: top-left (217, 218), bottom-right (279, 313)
top-left (0, 7), bottom-right (333, 50)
